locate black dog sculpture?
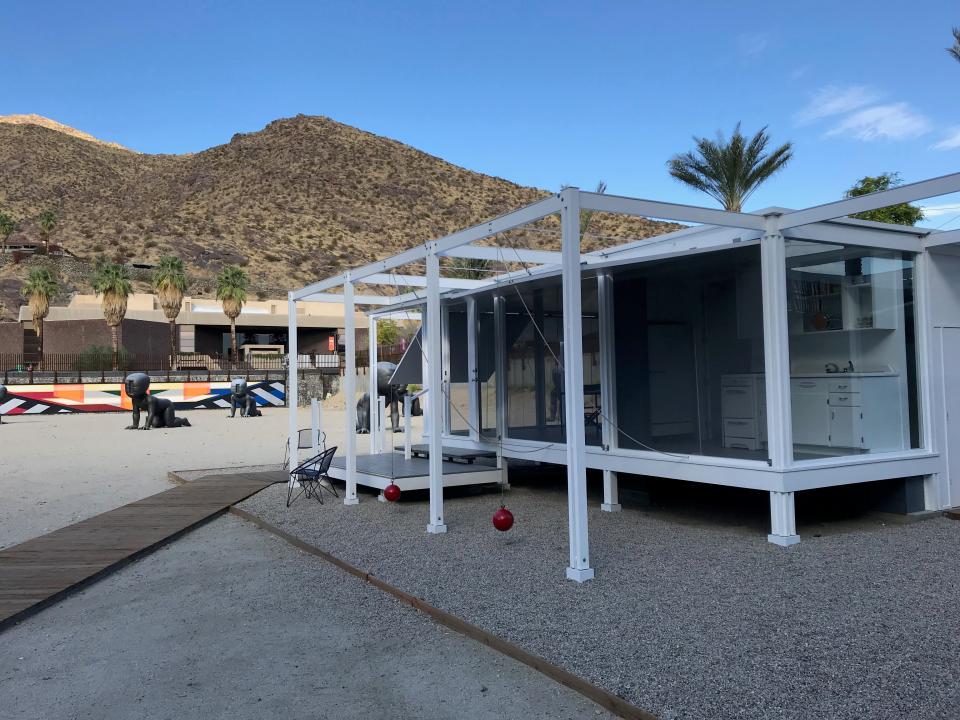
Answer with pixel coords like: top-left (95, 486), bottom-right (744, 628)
top-left (228, 378), bottom-right (261, 418)
top-left (356, 361), bottom-right (412, 433)
top-left (124, 372), bottom-right (191, 429)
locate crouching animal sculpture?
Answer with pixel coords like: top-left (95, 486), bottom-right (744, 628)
top-left (124, 372), bottom-right (191, 429)
top-left (228, 378), bottom-right (261, 418)
top-left (356, 361), bottom-right (418, 433)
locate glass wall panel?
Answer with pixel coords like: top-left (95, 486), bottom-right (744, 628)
top-left (444, 302), bottom-right (471, 436)
top-left (612, 245), bottom-right (768, 460)
top-left (477, 295), bottom-right (498, 438)
top-left (504, 278), bottom-right (601, 445)
top-left (785, 240), bottom-right (920, 459)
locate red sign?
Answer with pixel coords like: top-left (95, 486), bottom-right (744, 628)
top-left (328, 335), bottom-right (335, 352)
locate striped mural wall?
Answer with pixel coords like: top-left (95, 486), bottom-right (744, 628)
top-left (0, 381), bottom-right (286, 415)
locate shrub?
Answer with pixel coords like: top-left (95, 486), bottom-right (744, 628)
top-left (72, 344), bottom-right (133, 371)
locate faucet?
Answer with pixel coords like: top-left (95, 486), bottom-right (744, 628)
top-left (847, 360), bottom-right (855, 373)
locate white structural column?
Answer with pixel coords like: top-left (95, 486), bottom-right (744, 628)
top-left (597, 271), bottom-right (620, 512)
top-left (769, 491), bottom-right (798, 541)
top-left (466, 296), bottom-right (480, 442)
top-left (425, 246), bottom-right (447, 533)
top-left (368, 314), bottom-right (380, 452)
top-left (310, 398), bottom-right (322, 452)
top-left (287, 298), bottom-right (299, 470)
top-left (760, 215), bottom-right (798, 545)
top-left (343, 278), bottom-right (359, 505)
top-left (560, 189), bottom-right (594, 582)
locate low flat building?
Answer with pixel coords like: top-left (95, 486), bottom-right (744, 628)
top-left (10, 293), bottom-right (367, 361)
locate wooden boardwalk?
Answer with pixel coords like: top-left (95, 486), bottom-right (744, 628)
top-left (0, 471), bottom-right (284, 631)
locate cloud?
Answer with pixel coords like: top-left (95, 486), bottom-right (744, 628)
top-left (918, 202), bottom-right (960, 218)
top-left (824, 103), bottom-right (932, 141)
top-left (795, 85), bottom-right (880, 124)
top-left (736, 33), bottom-right (769, 57)
top-left (932, 128), bottom-right (960, 150)
top-left (790, 65), bottom-right (810, 81)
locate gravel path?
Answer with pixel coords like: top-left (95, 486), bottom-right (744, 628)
top-left (239, 476), bottom-right (960, 720)
top-left (0, 513), bottom-right (613, 720)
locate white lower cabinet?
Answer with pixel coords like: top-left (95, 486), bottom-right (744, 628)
top-left (791, 379), bottom-right (830, 446)
top-left (790, 375), bottom-right (904, 451)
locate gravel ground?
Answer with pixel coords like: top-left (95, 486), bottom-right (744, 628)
top-left (239, 474), bottom-right (960, 720)
top-left (0, 514), bottom-right (613, 720)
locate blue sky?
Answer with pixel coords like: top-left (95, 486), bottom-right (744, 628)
top-left (2, 1), bottom-right (959, 227)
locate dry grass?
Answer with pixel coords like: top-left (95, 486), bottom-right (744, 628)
top-left (0, 115), bottom-right (680, 319)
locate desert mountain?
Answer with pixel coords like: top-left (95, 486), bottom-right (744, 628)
top-left (0, 114), bottom-right (678, 319)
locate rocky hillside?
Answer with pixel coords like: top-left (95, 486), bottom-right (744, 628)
top-left (0, 114), bottom-right (678, 319)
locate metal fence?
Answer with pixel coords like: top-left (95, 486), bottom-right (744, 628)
top-left (1, 352), bottom-right (337, 383)
top-left (1, 348), bottom-right (405, 384)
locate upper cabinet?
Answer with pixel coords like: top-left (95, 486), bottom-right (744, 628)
top-left (787, 257), bottom-right (901, 334)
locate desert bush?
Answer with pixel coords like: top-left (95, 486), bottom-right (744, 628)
top-left (72, 344), bottom-right (132, 371)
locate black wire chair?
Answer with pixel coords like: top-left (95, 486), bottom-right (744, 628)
top-left (287, 446), bottom-right (339, 507)
top-left (283, 428), bottom-right (326, 470)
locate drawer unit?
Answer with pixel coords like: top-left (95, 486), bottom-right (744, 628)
top-left (721, 385), bottom-right (756, 418)
top-left (723, 436), bottom-right (762, 451)
top-left (721, 374), bottom-right (766, 451)
top-left (723, 418), bottom-right (758, 437)
top-left (827, 378), bottom-right (861, 394)
top-left (828, 392), bottom-right (860, 407)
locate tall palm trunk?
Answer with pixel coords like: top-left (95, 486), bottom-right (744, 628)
top-left (169, 320), bottom-right (177, 366)
top-left (35, 317), bottom-right (44, 370)
top-left (230, 318), bottom-right (238, 363)
top-left (110, 324), bottom-right (120, 371)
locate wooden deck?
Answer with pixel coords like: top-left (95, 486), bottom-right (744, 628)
top-left (0, 470), bottom-right (284, 631)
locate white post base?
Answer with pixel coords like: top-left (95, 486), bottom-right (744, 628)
top-left (426, 523), bottom-right (448, 534)
top-left (768, 490), bottom-right (799, 546)
top-left (602, 469), bottom-right (619, 511)
top-left (343, 497), bottom-right (360, 506)
top-left (377, 493), bottom-right (386, 503)
top-left (767, 533), bottom-right (800, 547)
top-left (565, 566), bottom-right (595, 583)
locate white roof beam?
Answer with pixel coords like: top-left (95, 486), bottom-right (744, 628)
top-left (432, 195), bottom-right (563, 255)
top-left (361, 273), bottom-right (488, 289)
top-left (925, 227), bottom-right (960, 249)
top-left (779, 172), bottom-right (960, 230)
top-left (579, 191), bottom-right (766, 230)
top-left (439, 244), bottom-right (563, 265)
top-left (782, 223), bottom-right (922, 252)
top-left (299, 293), bottom-right (393, 305)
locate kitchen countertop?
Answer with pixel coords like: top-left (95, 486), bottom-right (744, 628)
top-left (790, 371), bottom-right (898, 378)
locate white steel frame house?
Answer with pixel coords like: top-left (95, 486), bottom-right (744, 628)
top-left (288, 173), bottom-right (960, 582)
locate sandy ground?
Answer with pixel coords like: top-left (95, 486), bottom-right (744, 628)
top-left (0, 514), bottom-right (612, 720)
top-left (0, 406), bottom-right (398, 548)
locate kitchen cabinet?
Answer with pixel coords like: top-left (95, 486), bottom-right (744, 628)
top-left (791, 379), bottom-right (830, 446)
top-left (724, 373), bottom-right (907, 453)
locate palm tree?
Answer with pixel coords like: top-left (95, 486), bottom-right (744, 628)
top-left (667, 123), bottom-right (793, 212)
top-left (38, 211), bottom-right (57, 254)
top-left (949, 27), bottom-right (960, 63)
top-left (0, 213), bottom-right (15, 254)
top-left (92, 261), bottom-right (132, 370)
top-left (153, 256), bottom-right (188, 364)
top-left (21, 267), bottom-right (57, 365)
top-left (216, 265), bottom-right (248, 362)
top-left (580, 180), bottom-right (607, 236)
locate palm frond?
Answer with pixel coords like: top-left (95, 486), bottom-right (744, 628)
top-left (667, 123), bottom-right (793, 212)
